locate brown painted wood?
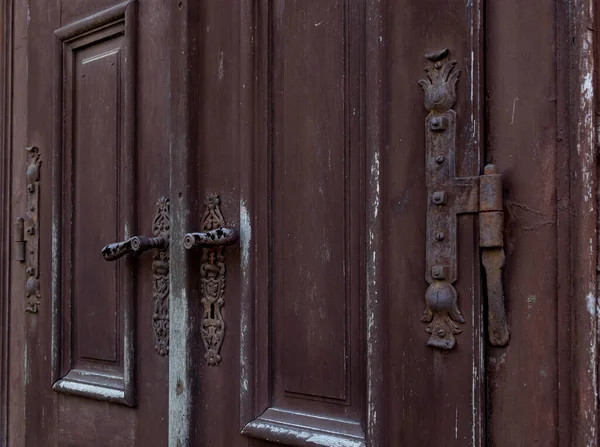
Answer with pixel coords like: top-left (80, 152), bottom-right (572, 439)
top-left (6, 0), bottom-right (27, 444)
top-left (485, 1), bottom-right (561, 445)
top-left (4, 0), bottom-right (600, 446)
top-left (0, 0), bottom-right (12, 444)
top-left (386, 1), bottom-right (485, 445)
top-left (9, 0), bottom-right (170, 445)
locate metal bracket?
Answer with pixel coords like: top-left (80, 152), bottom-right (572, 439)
top-left (22, 146), bottom-right (41, 313)
top-left (420, 49), bottom-right (509, 350)
top-left (184, 194), bottom-right (239, 366)
top-left (101, 197), bottom-right (171, 356)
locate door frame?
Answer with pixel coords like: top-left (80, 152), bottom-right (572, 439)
top-left (0, 0), bottom-right (13, 444)
top-left (569, 0), bottom-right (599, 444)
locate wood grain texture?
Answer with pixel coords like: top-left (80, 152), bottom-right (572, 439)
top-left (7, 0), bottom-right (27, 443)
top-left (364, 0), bottom-right (387, 443)
top-left (485, 0), bottom-right (566, 445)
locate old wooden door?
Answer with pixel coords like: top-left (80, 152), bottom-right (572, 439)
top-left (167, 1), bottom-right (599, 446)
top-left (3, 0), bottom-right (171, 445)
top-left (2, 0), bottom-right (599, 446)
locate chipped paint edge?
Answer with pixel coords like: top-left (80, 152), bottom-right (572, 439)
top-left (570, 0), bottom-right (598, 445)
top-left (242, 417), bottom-right (366, 447)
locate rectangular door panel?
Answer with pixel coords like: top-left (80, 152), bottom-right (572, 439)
top-left (51, 1), bottom-right (137, 405)
top-left (240, 1), bottom-right (367, 444)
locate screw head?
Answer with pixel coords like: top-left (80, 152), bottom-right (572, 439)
top-left (437, 329), bottom-right (446, 337)
top-left (434, 61), bottom-right (443, 69)
top-left (430, 116), bottom-right (447, 131)
top-left (436, 232), bottom-right (445, 241)
top-left (436, 156), bottom-right (445, 164)
top-left (432, 191), bottom-right (446, 205)
top-left (431, 265), bottom-right (448, 280)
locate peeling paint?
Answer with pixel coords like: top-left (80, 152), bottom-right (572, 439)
top-left (24, 343), bottom-right (30, 386)
top-left (239, 198), bottom-right (252, 423)
top-left (305, 434), bottom-right (362, 447)
top-left (240, 200), bottom-right (251, 271)
top-left (455, 408), bottom-right (458, 440)
top-left (54, 380), bottom-right (124, 400)
top-left (586, 292), bottom-right (596, 317)
top-left (245, 421), bottom-right (364, 447)
top-left (366, 147), bottom-right (381, 440)
top-left (371, 153), bottom-right (380, 220)
top-left (217, 50), bottom-right (224, 81)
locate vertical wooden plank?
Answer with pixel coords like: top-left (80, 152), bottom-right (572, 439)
top-left (134, 0), bottom-right (171, 443)
top-left (484, 0), bottom-right (588, 445)
top-left (240, 2), bottom-right (367, 444)
top-left (168, 0), bottom-right (201, 445)
top-left (386, 0), bottom-right (484, 445)
top-left (239, 0), bottom-right (257, 432)
top-left (7, 0), bottom-right (26, 443)
top-left (0, 0), bottom-right (11, 444)
top-left (25, 0), bottom-right (61, 444)
top-left (365, 0), bottom-right (387, 445)
top-left (570, 0), bottom-right (598, 445)
top-left (193, 2), bottom-right (243, 446)
top-left (556, 0), bottom-right (573, 444)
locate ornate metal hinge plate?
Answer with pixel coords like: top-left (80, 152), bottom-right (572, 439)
top-left (101, 197), bottom-right (171, 356)
top-left (184, 194), bottom-right (239, 366)
top-left (23, 146), bottom-right (41, 313)
top-left (419, 49), bottom-right (509, 350)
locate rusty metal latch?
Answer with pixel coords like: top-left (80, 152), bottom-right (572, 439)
top-left (420, 49), bottom-right (509, 350)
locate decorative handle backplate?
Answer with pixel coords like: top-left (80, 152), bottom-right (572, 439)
top-left (18, 146), bottom-right (41, 313)
top-left (101, 197), bottom-right (171, 356)
top-left (184, 194), bottom-right (239, 366)
top-left (420, 49), bottom-right (509, 350)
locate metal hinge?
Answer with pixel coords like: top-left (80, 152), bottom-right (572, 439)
top-left (420, 49), bottom-right (509, 350)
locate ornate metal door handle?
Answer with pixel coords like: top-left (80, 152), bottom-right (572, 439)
top-left (101, 198), bottom-right (171, 356)
top-left (183, 227), bottom-right (239, 249)
top-left (102, 235), bottom-right (168, 261)
top-left (184, 194), bottom-right (238, 366)
top-left (420, 49), bottom-right (509, 350)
